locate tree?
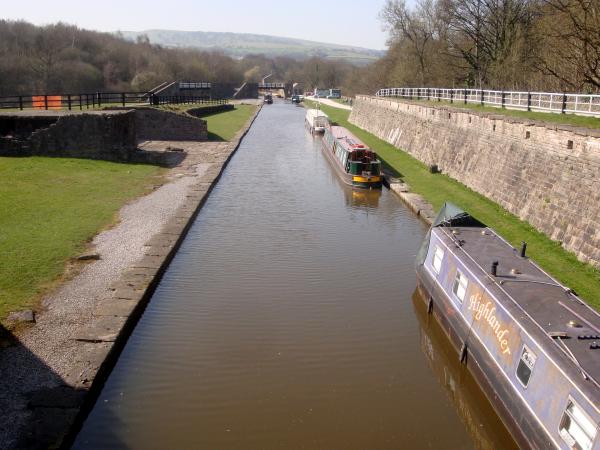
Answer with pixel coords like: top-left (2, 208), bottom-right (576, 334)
top-left (441, 0), bottom-right (534, 87)
top-left (537, 0), bottom-right (600, 90)
top-left (380, 0), bottom-right (440, 85)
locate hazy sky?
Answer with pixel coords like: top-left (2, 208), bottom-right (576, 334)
top-left (2, 0), bottom-right (390, 50)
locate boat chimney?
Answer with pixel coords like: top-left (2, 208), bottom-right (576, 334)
top-left (520, 241), bottom-right (527, 258)
top-left (491, 261), bottom-right (499, 277)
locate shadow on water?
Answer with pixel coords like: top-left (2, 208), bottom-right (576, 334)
top-left (411, 290), bottom-right (519, 450)
top-left (0, 324), bottom-right (129, 450)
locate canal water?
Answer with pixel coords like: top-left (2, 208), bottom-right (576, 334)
top-left (73, 101), bottom-right (517, 449)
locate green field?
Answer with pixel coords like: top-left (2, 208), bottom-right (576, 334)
top-left (0, 158), bottom-right (163, 322)
top-left (307, 100), bottom-right (600, 310)
top-left (200, 104), bottom-right (258, 141)
top-left (380, 98), bottom-right (600, 130)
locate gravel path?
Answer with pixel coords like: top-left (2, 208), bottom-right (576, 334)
top-left (0, 140), bottom-right (229, 449)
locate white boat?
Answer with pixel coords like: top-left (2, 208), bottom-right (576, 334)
top-left (305, 109), bottom-right (329, 133)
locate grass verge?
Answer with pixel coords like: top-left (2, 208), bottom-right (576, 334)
top-left (0, 157), bottom-right (164, 322)
top-left (200, 104), bottom-right (258, 141)
top-left (377, 97), bottom-right (600, 130)
top-left (306, 100), bottom-right (600, 311)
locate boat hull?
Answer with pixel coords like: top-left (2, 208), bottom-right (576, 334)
top-left (416, 268), bottom-right (555, 450)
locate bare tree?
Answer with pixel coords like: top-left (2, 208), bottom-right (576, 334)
top-left (380, 0), bottom-right (440, 85)
top-left (538, 0), bottom-right (600, 90)
top-left (441, 0), bottom-right (533, 87)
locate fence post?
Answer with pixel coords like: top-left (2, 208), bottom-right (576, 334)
top-left (501, 91), bottom-right (506, 108)
top-left (450, 90), bottom-right (454, 104)
top-left (464, 89), bottom-right (467, 104)
top-left (562, 93), bottom-right (567, 114)
top-left (19, 96), bottom-right (23, 110)
top-left (67, 94), bottom-right (72, 111)
top-left (122, 93), bottom-right (126, 107)
top-left (527, 92), bottom-right (532, 111)
top-left (97, 92), bottom-right (101, 107)
top-left (426, 88), bottom-right (430, 100)
top-left (44, 95), bottom-right (48, 110)
top-left (480, 90), bottom-right (484, 106)
top-left (79, 94), bottom-right (83, 110)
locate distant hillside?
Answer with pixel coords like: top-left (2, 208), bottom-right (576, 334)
top-left (119, 30), bottom-right (383, 64)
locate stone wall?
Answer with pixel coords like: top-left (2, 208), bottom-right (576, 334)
top-left (187, 104), bottom-right (234, 118)
top-left (132, 108), bottom-right (207, 141)
top-left (0, 111), bottom-right (137, 161)
top-left (350, 95), bottom-right (600, 268)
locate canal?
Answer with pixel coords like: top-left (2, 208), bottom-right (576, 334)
top-left (73, 101), bottom-right (517, 449)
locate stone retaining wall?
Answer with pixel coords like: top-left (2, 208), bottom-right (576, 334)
top-left (132, 108), bottom-right (207, 141)
top-left (186, 104), bottom-right (234, 117)
top-left (350, 95), bottom-right (600, 267)
top-left (0, 111), bottom-right (137, 161)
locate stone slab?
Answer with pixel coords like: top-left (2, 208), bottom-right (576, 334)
top-left (93, 297), bottom-right (139, 317)
top-left (71, 316), bottom-right (126, 343)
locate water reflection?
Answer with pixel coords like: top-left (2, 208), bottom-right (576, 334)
top-left (412, 289), bottom-right (518, 450)
top-left (343, 187), bottom-right (381, 209)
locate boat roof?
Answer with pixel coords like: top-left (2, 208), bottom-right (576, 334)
top-left (433, 223), bottom-right (600, 397)
top-left (306, 109), bottom-right (328, 118)
top-left (330, 126), bottom-right (371, 152)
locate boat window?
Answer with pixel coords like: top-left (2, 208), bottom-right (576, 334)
top-left (559, 399), bottom-right (597, 450)
top-left (515, 345), bottom-right (536, 387)
top-left (452, 270), bottom-right (468, 302)
top-left (432, 246), bottom-right (444, 274)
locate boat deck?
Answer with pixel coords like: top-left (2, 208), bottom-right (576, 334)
top-left (437, 226), bottom-right (600, 390)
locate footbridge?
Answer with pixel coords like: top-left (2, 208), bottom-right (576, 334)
top-left (258, 82), bottom-right (294, 98)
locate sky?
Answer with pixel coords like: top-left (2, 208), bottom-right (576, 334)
top-left (1, 0), bottom-right (390, 50)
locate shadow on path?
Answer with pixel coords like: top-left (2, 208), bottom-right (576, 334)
top-left (0, 324), bottom-right (128, 450)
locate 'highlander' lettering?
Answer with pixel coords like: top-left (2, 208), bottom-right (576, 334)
top-left (468, 294), bottom-right (511, 355)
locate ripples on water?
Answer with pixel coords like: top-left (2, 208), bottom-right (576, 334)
top-left (73, 101), bottom-right (516, 450)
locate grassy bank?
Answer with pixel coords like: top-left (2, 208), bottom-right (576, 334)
top-left (373, 97), bottom-right (600, 130)
top-left (201, 104), bottom-right (258, 141)
top-left (0, 157), bottom-right (163, 322)
top-left (156, 103), bottom-right (258, 141)
top-left (307, 100), bottom-right (600, 310)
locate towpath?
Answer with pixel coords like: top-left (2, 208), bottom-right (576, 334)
top-left (309, 97), bottom-right (352, 110)
top-left (0, 107), bottom-right (261, 450)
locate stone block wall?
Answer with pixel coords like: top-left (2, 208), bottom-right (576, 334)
top-left (350, 95), bottom-right (600, 268)
top-left (132, 108), bottom-right (207, 141)
top-left (186, 104), bottom-right (234, 118)
top-left (0, 111), bottom-right (137, 161)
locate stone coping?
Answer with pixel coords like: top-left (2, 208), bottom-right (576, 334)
top-left (0, 110), bottom-right (132, 117)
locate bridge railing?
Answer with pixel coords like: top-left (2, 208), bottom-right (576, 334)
top-left (258, 83), bottom-right (286, 89)
top-left (375, 87), bottom-right (600, 117)
top-left (0, 92), bottom-right (228, 111)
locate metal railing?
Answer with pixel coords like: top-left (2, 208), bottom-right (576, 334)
top-left (258, 83), bottom-right (286, 89)
top-left (0, 92), bottom-right (227, 111)
top-left (375, 87), bottom-right (600, 117)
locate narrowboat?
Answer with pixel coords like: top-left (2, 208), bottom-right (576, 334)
top-left (305, 108), bottom-right (329, 133)
top-left (416, 203), bottom-right (600, 450)
top-left (322, 126), bottom-right (382, 189)
top-left (412, 290), bottom-right (519, 449)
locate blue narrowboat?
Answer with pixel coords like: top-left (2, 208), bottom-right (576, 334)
top-left (416, 203), bottom-right (600, 450)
